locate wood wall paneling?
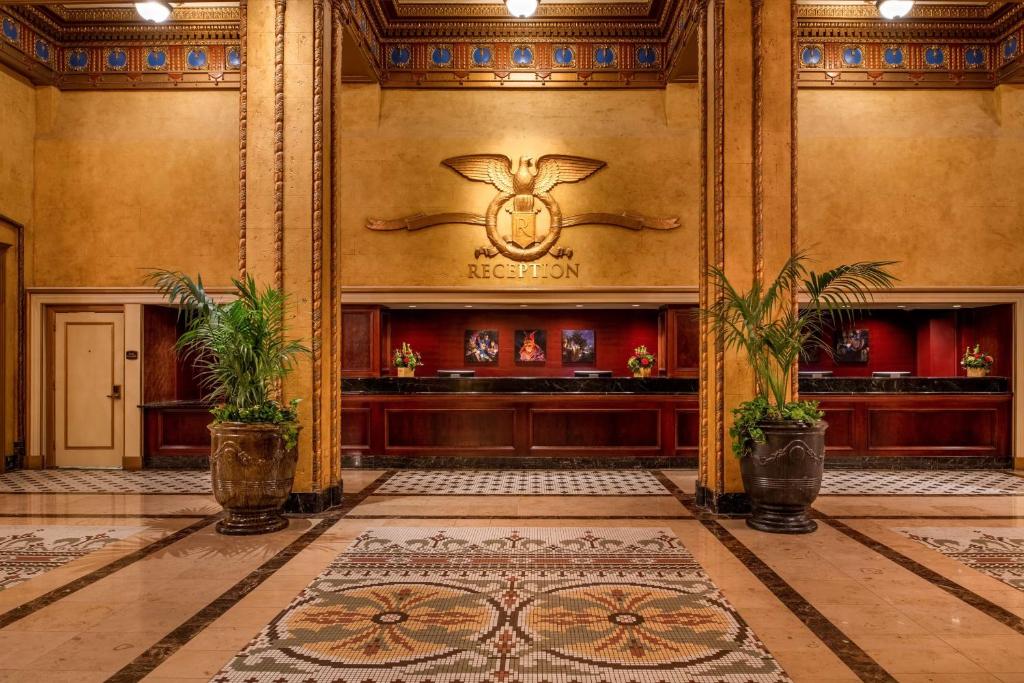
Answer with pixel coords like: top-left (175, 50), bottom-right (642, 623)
top-left (341, 306), bottom-right (381, 377)
top-left (809, 394), bottom-right (1011, 461)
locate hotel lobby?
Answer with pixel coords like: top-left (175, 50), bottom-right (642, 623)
top-left (1, 0), bottom-right (1024, 680)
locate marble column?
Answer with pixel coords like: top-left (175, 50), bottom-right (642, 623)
top-left (242, 0), bottom-right (340, 511)
top-left (696, 0), bottom-right (796, 512)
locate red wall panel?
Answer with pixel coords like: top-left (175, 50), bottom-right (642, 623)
top-left (386, 309), bottom-right (659, 377)
top-left (957, 304), bottom-right (1014, 379)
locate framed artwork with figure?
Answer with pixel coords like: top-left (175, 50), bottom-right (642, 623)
top-left (515, 330), bottom-right (547, 364)
top-left (561, 329), bottom-right (596, 364)
top-left (465, 330), bottom-right (499, 364)
top-left (835, 329), bottom-right (869, 363)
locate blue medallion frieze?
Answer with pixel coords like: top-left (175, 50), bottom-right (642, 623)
top-left (106, 47), bottom-right (128, 71)
top-left (511, 45), bottom-right (534, 67)
top-left (800, 45), bottom-right (823, 68)
top-left (186, 47), bottom-right (208, 69)
top-left (67, 49), bottom-right (88, 71)
top-left (146, 48), bottom-right (167, 70)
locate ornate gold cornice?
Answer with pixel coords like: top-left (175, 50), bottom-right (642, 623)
top-left (796, 2), bottom-right (1009, 21)
top-left (391, 2), bottom-right (655, 19)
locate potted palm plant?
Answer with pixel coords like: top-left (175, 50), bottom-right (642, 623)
top-left (148, 271), bottom-right (309, 535)
top-left (703, 253), bottom-right (897, 533)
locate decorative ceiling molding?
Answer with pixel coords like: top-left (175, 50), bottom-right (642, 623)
top-left (795, 4), bottom-right (1024, 89)
top-left (795, 2), bottom-right (1010, 21)
top-left (0, 4), bottom-right (240, 89)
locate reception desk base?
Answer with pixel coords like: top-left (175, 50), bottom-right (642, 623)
top-left (342, 393), bottom-right (699, 469)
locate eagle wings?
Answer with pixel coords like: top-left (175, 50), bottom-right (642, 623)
top-left (442, 154), bottom-right (607, 194)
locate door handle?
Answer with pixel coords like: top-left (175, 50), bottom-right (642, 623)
top-left (106, 385), bottom-right (122, 400)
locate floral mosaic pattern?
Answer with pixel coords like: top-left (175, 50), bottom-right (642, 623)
top-left (0, 525), bottom-right (144, 590)
top-left (895, 526), bottom-right (1024, 592)
top-left (819, 470), bottom-right (1024, 496)
top-left (213, 527), bottom-right (789, 682)
top-left (0, 469), bottom-right (211, 494)
top-left (375, 470), bottom-right (671, 496)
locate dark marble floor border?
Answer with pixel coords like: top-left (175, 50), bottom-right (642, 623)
top-left (106, 470), bottom-right (398, 683)
top-left (822, 518), bottom-right (1024, 638)
top-left (820, 493), bottom-right (1024, 498)
top-left (344, 455), bottom-right (697, 469)
top-left (822, 514), bottom-right (1024, 520)
top-left (343, 514), bottom-right (695, 520)
top-left (0, 515), bottom-right (219, 629)
top-left (370, 493), bottom-right (674, 498)
top-left (0, 512), bottom-right (213, 519)
top-left (653, 471), bottom-right (898, 683)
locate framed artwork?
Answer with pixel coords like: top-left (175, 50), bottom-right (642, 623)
top-left (515, 329), bottom-right (547, 364)
top-left (561, 329), bottom-right (596, 364)
top-left (465, 330), bottom-right (499, 364)
top-left (835, 329), bottom-right (869, 363)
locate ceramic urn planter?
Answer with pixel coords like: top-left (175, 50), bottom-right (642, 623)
top-left (740, 420), bottom-right (828, 534)
top-left (208, 422), bottom-right (300, 535)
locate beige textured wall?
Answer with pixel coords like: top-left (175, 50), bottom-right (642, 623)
top-left (338, 83), bottom-right (700, 288)
top-left (0, 65), bottom-right (34, 460)
top-left (31, 89), bottom-right (239, 287)
top-left (799, 87), bottom-right (1024, 287)
top-left (0, 65), bottom-right (34, 228)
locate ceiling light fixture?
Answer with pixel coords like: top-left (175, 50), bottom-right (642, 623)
top-left (875, 0), bottom-right (914, 20)
top-left (506, 0), bottom-right (538, 19)
top-left (135, 1), bottom-right (173, 23)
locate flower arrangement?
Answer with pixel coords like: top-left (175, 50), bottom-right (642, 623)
top-left (393, 342), bottom-right (422, 377)
top-left (961, 344), bottom-right (993, 377)
top-left (627, 345), bottom-right (656, 377)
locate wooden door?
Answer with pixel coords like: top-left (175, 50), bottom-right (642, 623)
top-left (53, 311), bottom-right (125, 468)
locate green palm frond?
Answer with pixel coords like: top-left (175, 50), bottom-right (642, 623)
top-left (702, 253), bottom-right (898, 410)
top-left (148, 270), bottom-right (309, 414)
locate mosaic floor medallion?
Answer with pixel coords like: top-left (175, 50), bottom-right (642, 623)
top-left (819, 470), bottom-right (1024, 496)
top-left (375, 470), bottom-right (672, 496)
top-left (0, 524), bottom-right (144, 590)
top-left (213, 527), bottom-right (789, 683)
top-left (0, 469), bottom-right (211, 494)
top-left (895, 526), bottom-right (1024, 592)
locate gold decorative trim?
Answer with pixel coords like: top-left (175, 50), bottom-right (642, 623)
top-left (238, 0), bottom-right (248, 278)
top-left (712, 0), bottom-right (725, 495)
top-left (790, 2), bottom-right (799, 399)
top-left (697, 3), bottom-right (707, 490)
top-left (330, 1), bottom-right (342, 491)
top-left (312, 0), bottom-right (325, 494)
top-left (274, 0), bottom-right (286, 293)
top-left (392, 2), bottom-right (655, 19)
top-left (751, 0), bottom-right (764, 286)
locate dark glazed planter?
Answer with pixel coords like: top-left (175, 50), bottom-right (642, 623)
top-left (740, 420), bottom-right (828, 534)
top-left (208, 422), bottom-right (299, 535)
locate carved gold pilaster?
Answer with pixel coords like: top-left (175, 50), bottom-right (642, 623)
top-left (311, 0), bottom-right (325, 493)
top-left (238, 0), bottom-right (248, 279)
top-left (274, 0), bottom-right (286, 293)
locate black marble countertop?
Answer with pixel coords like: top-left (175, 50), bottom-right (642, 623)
top-left (342, 376), bottom-right (1009, 395)
top-left (799, 376), bottom-right (1010, 394)
top-left (342, 376), bottom-right (699, 395)
top-left (139, 400), bottom-right (214, 409)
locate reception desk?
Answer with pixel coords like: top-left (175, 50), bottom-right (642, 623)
top-left (341, 377), bottom-right (699, 468)
top-left (801, 376), bottom-right (1012, 468)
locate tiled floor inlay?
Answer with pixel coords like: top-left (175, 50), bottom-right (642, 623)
top-left (375, 469), bottom-right (672, 496)
top-left (819, 469), bottom-right (1024, 496)
top-left (895, 526), bottom-right (1024, 592)
top-left (213, 527), bottom-right (789, 682)
top-left (0, 524), bottom-right (144, 590)
top-left (0, 469), bottom-right (211, 494)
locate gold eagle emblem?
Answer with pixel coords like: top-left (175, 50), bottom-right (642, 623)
top-left (367, 153), bottom-right (679, 262)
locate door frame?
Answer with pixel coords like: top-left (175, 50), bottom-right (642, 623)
top-left (27, 288), bottom-right (234, 470)
top-left (45, 304), bottom-right (125, 469)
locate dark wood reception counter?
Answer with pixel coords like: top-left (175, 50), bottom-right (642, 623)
top-left (341, 377), bottom-right (699, 468)
top-left (340, 375), bottom-right (1011, 469)
top-left (800, 377), bottom-right (1012, 468)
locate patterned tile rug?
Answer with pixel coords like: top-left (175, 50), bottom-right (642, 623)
top-left (0, 524), bottom-right (144, 590)
top-left (212, 527), bottom-right (789, 683)
top-left (0, 469), bottom-right (211, 494)
top-left (895, 526), bottom-right (1024, 592)
top-left (375, 470), bottom-right (672, 496)
top-left (819, 470), bottom-right (1024, 496)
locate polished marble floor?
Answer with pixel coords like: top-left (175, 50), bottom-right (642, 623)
top-left (1, 468), bottom-right (1024, 682)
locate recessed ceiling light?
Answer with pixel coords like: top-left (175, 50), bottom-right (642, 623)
top-left (631, 304), bottom-right (640, 308)
top-left (506, 0), bottom-right (538, 18)
top-left (953, 304), bottom-right (962, 309)
top-left (575, 304), bottom-right (584, 308)
top-left (464, 305), bottom-right (473, 308)
top-left (519, 304), bottom-right (528, 308)
top-left (135, 1), bottom-right (173, 23)
top-left (876, 0), bottom-right (914, 20)
top-left (408, 305), bottom-right (417, 308)
top-left (897, 305), bottom-right (906, 309)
